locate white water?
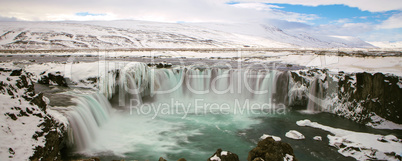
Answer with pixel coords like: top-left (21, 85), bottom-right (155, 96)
top-left (66, 93), bottom-right (112, 152)
top-left (306, 78), bottom-right (324, 112)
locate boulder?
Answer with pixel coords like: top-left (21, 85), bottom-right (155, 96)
top-left (208, 149), bottom-right (239, 161)
top-left (248, 137), bottom-right (297, 161)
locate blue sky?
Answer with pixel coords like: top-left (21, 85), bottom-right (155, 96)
top-left (0, 0), bottom-right (401, 42)
top-left (75, 12), bottom-right (106, 17)
top-left (226, 1), bottom-right (402, 41)
top-left (267, 3), bottom-right (396, 25)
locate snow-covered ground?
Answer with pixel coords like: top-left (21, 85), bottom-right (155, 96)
top-left (0, 68), bottom-right (47, 160)
top-left (0, 21), bottom-right (375, 49)
top-left (297, 119), bottom-right (402, 161)
top-left (368, 41), bottom-right (402, 49)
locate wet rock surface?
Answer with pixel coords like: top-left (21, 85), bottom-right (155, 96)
top-left (207, 149), bottom-right (240, 161)
top-left (248, 137), bottom-right (298, 161)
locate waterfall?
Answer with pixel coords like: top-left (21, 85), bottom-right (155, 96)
top-left (96, 64), bottom-right (282, 105)
top-left (67, 62), bottom-right (290, 154)
top-left (306, 78), bottom-right (324, 112)
top-left (67, 92), bottom-right (112, 151)
top-left (273, 71), bottom-right (290, 105)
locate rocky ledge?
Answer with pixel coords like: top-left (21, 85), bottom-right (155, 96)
top-left (0, 68), bottom-right (67, 160)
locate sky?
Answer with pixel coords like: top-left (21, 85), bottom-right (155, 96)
top-left (0, 0), bottom-right (401, 42)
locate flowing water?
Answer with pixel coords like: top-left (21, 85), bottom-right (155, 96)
top-left (61, 62), bottom-right (401, 161)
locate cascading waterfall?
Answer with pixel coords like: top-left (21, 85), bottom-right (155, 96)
top-left (66, 62), bottom-right (296, 157)
top-left (59, 62), bottom-right (401, 161)
top-left (306, 78), bottom-right (324, 112)
top-left (66, 92), bottom-right (112, 151)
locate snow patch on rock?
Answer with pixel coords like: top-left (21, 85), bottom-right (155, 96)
top-left (296, 119), bottom-right (402, 161)
top-left (260, 134), bottom-right (282, 141)
top-left (285, 130), bottom-right (305, 140)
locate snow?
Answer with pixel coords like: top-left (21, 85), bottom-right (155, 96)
top-left (368, 41), bottom-right (402, 49)
top-left (296, 119), bottom-right (402, 161)
top-left (209, 154), bottom-right (221, 161)
top-left (260, 134), bottom-right (282, 141)
top-left (285, 130), bottom-right (305, 140)
top-left (0, 21), bottom-right (377, 50)
top-left (283, 154), bottom-right (294, 161)
top-left (0, 71), bottom-right (47, 160)
top-left (266, 54), bottom-right (402, 76)
top-left (366, 114), bottom-right (402, 130)
top-left (189, 22), bottom-right (373, 48)
top-left (47, 109), bottom-right (69, 132)
top-left (221, 151), bottom-right (228, 156)
top-left (0, 95), bottom-right (45, 160)
top-left (313, 136), bottom-right (322, 141)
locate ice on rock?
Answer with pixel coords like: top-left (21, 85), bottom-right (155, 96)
top-left (313, 136), bottom-right (322, 141)
top-left (260, 134), bottom-right (282, 141)
top-left (285, 130), bottom-right (305, 140)
top-left (296, 119), bottom-right (402, 161)
top-left (210, 154), bottom-right (221, 161)
top-left (283, 154), bottom-right (294, 161)
top-left (221, 151), bottom-right (228, 156)
top-left (378, 135), bottom-right (401, 143)
top-left (296, 119), bottom-right (312, 126)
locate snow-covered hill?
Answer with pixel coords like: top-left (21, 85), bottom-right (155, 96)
top-left (0, 20), bottom-right (374, 49)
top-left (368, 41), bottom-right (402, 49)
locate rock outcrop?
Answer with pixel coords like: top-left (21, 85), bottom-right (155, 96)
top-left (248, 137), bottom-right (297, 161)
top-left (288, 69), bottom-right (402, 124)
top-left (38, 71), bottom-right (69, 87)
top-left (0, 68), bottom-right (67, 160)
top-left (207, 149), bottom-right (239, 161)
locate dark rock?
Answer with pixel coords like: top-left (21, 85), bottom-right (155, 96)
top-left (77, 157), bottom-right (101, 161)
top-left (38, 72), bottom-right (68, 87)
top-left (208, 148), bottom-right (239, 161)
top-left (352, 72), bottom-right (402, 124)
top-left (30, 93), bottom-right (47, 112)
top-left (9, 148), bottom-right (15, 155)
top-left (248, 137), bottom-right (297, 161)
top-left (30, 117), bottom-right (67, 161)
top-left (177, 158), bottom-right (187, 161)
top-left (289, 70), bottom-right (402, 124)
top-left (6, 113), bottom-right (17, 120)
top-left (10, 69), bottom-right (22, 76)
top-left (148, 62), bottom-right (173, 68)
top-left (252, 157), bottom-right (264, 161)
top-left (159, 157), bottom-right (167, 161)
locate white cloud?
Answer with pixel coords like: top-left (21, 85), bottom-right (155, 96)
top-left (0, 0), bottom-right (400, 42)
top-left (0, 0), bottom-right (235, 22)
top-left (377, 13), bottom-right (402, 29)
top-left (236, 0), bottom-right (402, 12)
top-left (0, 0), bottom-right (320, 24)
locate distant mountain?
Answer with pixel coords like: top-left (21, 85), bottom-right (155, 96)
top-left (367, 41), bottom-right (402, 48)
top-left (0, 20), bottom-right (374, 50)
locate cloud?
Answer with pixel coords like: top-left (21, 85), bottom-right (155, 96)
top-left (236, 0), bottom-right (402, 12)
top-left (360, 28), bottom-right (402, 42)
top-left (0, 0), bottom-right (319, 23)
top-left (0, 16), bottom-right (18, 21)
top-left (0, 0), bottom-right (242, 22)
top-left (230, 2), bottom-right (319, 23)
top-left (377, 13), bottom-right (402, 29)
top-left (0, 0), bottom-right (400, 42)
